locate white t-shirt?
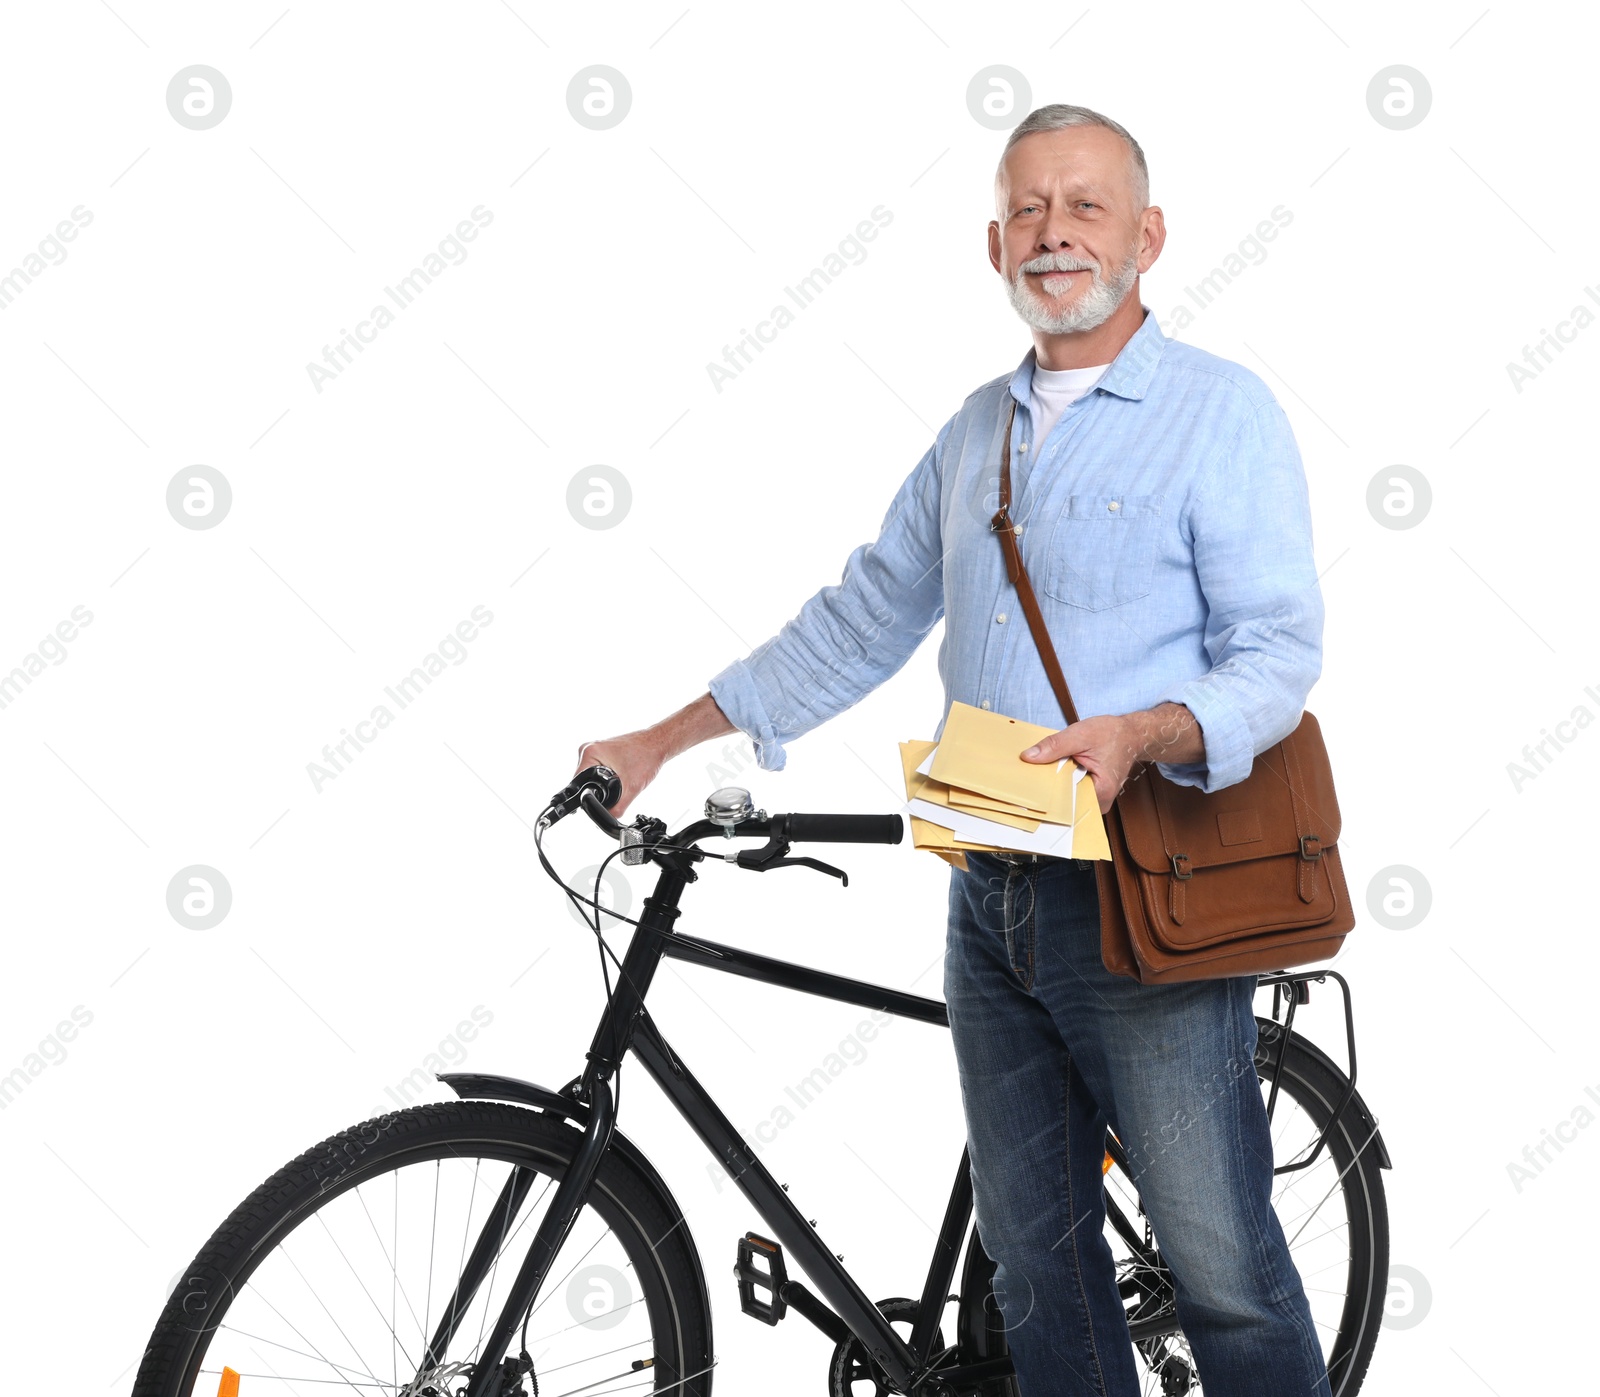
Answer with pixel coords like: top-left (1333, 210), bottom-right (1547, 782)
top-left (1028, 360), bottom-right (1112, 450)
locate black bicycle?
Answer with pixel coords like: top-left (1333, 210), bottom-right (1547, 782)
top-left (134, 766), bottom-right (1390, 1397)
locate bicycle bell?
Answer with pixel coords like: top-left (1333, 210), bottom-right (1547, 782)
top-left (705, 786), bottom-right (756, 833)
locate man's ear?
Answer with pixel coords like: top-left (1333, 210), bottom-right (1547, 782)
top-left (1137, 206), bottom-right (1166, 274)
top-left (988, 220), bottom-right (1004, 277)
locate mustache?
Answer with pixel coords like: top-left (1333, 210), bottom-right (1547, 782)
top-left (1018, 252), bottom-right (1102, 277)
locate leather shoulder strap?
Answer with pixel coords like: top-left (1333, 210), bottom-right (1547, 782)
top-left (992, 398), bottom-right (1080, 728)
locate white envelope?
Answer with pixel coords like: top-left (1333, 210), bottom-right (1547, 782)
top-left (905, 796), bottom-right (1079, 857)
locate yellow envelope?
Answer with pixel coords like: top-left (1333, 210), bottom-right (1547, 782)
top-left (911, 810), bottom-right (1002, 857)
top-left (908, 745), bottom-right (1043, 832)
top-left (946, 788), bottom-right (1046, 819)
top-left (906, 736), bottom-right (1046, 832)
top-left (928, 701), bottom-right (1078, 821)
top-left (1071, 767), bottom-right (1111, 861)
top-left (943, 794), bottom-right (1043, 833)
top-left (900, 738), bottom-right (941, 805)
top-left (899, 741), bottom-right (1006, 857)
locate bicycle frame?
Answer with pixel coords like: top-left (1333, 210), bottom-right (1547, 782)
top-left (445, 858), bottom-right (1008, 1397)
top-left (444, 841), bottom-right (1373, 1397)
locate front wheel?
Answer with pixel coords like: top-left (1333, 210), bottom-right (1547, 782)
top-left (133, 1101), bottom-right (714, 1397)
top-left (957, 1020), bottom-right (1389, 1396)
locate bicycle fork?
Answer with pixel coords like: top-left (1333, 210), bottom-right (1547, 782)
top-left (454, 873), bottom-right (686, 1396)
top-left (454, 1079), bottom-right (618, 1397)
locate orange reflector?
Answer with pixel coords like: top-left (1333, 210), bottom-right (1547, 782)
top-left (218, 1368), bottom-right (240, 1397)
top-left (1102, 1152), bottom-right (1114, 1176)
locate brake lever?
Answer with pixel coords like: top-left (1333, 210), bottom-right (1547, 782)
top-left (767, 854), bottom-right (849, 886)
top-left (734, 835), bottom-right (849, 887)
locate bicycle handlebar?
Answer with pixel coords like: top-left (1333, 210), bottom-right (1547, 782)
top-left (579, 787), bottom-right (625, 838)
top-left (548, 764), bottom-right (623, 826)
top-left (549, 766), bottom-right (904, 850)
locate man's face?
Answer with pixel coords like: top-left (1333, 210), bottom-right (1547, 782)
top-left (989, 126), bottom-right (1157, 335)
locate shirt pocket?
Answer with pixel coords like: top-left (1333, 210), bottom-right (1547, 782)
top-left (1040, 493), bottom-right (1163, 611)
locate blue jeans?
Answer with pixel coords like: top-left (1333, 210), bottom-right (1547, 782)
top-left (945, 852), bottom-right (1330, 1397)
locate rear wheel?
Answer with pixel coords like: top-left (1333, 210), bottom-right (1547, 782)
top-left (957, 1021), bottom-right (1389, 1396)
top-left (133, 1101), bottom-right (713, 1397)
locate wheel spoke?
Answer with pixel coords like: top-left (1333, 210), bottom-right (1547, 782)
top-left (390, 1179), bottom-right (397, 1394)
top-left (315, 1195), bottom-right (420, 1377)
top-left (545, 1358), bottom-right (717, 1397)
top-left (202, 1372), bottom-right (389, 1388)
top-left (1282, 1123), bottom-right (1379, 1251)
top-left (421, 1160), bottom-right (439, 1360)
top-left (471, 1163), bottom-right (536, 1365)
top-left (249, 1338), bottom-right (318, 1397)
top-left (217, 1322), bottom-right (389, 1391)
top-left (526, 1294), bottom-right (648, 1349)
top-left (531, 1336), bottom-right (655, 1377)
top-left (448, 1159), bottom-right (483, 1345)
top-left (525, 1222), bottom-right (618, 1325)
top-left (278, 1228), bottom-right (391, 1386)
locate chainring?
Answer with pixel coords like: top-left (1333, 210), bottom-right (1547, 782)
top-left (828, 1296), bottom-right (947, 1397)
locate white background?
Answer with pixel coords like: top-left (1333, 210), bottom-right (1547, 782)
top-left (2, 2), bottom-right (1595, 1392)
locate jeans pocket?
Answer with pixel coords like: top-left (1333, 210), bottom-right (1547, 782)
top-left (1001, 868), bottom-right (1037, 989)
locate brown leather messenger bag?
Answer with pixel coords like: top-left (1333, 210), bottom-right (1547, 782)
top-left (990, 401), bottom-right (1354, 983)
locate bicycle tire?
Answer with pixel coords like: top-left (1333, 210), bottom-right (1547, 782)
top-left (132, 1100), bottom-right (714, 1397)
top-left (955, 1021), bottom-right (1389, 1396)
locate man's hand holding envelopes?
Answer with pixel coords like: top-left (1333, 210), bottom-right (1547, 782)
top-left (900, 701), bottom-right (1111, 871)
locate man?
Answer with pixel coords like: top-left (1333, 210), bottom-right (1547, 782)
top-left (577, 104), bottom-right (1330, 1397)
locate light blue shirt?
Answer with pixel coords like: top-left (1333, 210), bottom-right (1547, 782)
top-left (707, 307), bottom-right (1323, 793)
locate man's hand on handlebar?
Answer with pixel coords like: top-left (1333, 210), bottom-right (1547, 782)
top-left (573, 730), bottom-right (665, 818)
top-left (573, 692), bottom-right (737, 816)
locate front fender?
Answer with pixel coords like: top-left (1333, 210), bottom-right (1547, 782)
top-left (437, 1070), bottom-right (714, 1336)
top-left (440, 1070), bottom-right (589, 1121)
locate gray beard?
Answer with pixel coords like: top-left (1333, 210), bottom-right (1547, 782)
top-left (1006, 250), bottom-right (1139, 334)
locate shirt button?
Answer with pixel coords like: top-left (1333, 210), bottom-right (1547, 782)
top-left (980, 699), bottom-right (992, 710)
top-left (1107, 500), bottom-right (1121, 512)
top-left (1018, 442), bottom-right (1029, 452)
top-left (996, 613), bottom-right (1008, 624)
top-left (1014, 524), bottom-right (1024, 538)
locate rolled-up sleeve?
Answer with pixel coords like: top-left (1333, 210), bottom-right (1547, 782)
top-left (1155, 399), bottom-right (1324, 792)
top-left (708, 416), bottom-right (955, 771)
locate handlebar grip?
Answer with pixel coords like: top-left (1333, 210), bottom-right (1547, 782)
top-left (545, 765), bottom-right (624, 830)
top-left (783, 813), bottom-right (904, 845)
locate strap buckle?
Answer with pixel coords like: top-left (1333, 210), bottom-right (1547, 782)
top-left (989, 505), bottom-right (1013, 534)
top-left (1169, 852), bottom-right (1193, 881)
top-left (1298, 834), bottom-right (1323, 861)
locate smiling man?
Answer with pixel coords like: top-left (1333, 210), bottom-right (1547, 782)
top-left (577, 104), bottom-right (1330, 1395)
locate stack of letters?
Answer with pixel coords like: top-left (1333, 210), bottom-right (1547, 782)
top-left (900, 701), bottom-right (1111, 871)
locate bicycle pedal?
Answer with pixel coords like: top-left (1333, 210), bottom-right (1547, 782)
top-left (734, 1231), bottom-right (789, 1324)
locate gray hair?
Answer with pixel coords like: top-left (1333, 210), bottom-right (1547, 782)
top-left (995, 104), bottom-right (1150, 213)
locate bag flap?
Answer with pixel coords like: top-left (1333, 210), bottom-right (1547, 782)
top-left (1116, 712), bottom-right (1342, 874)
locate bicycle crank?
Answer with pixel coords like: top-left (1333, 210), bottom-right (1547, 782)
top-left (827, 1297), bottom-right (946, 1397)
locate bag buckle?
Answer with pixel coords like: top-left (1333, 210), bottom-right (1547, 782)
top-left (1169, 852), bottom-right (1193, 881)
top-left (1298, 834), bottom-right (1323, 861)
